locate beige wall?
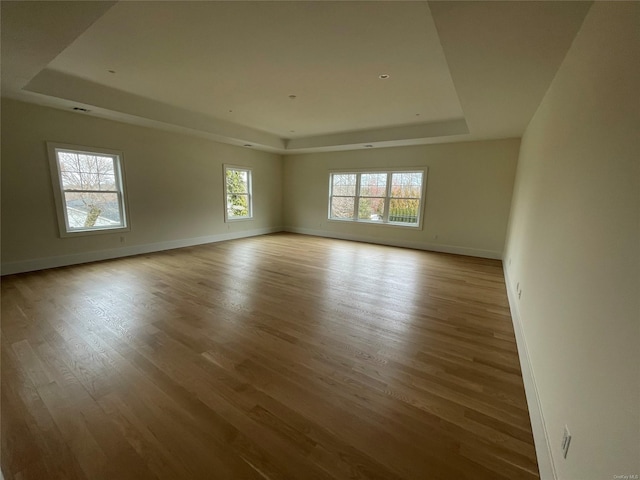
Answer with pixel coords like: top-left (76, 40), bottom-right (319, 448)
top-left (2, 100), bottom-right (518, 272)
top-left (1, 99), bottom-right (283, 273)
top-left (504, 3), bottom-right (639, 479)
top-left (283, 139), bottom-right (520, 258)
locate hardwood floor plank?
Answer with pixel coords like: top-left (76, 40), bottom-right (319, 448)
top-left (35, 381), bottom-right (109, 479)
top-left (1, 340), bottom-right (88, 480)
top-left (1, 233), bottom-right (539, 479)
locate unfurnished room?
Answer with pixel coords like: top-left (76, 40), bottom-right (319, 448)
top-left (1, 2), bottom-right (638, 480)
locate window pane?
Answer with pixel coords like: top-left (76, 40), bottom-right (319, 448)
top-left (330, 197), bottom-right (355, 219)
top-left (227, 194), bottom-right (250, 217)
top-left (358, 197), bottom-right (385, 221)
top-left (327, 170), bottom-right (424, 227)
top-left (360, 173), bottom-right (387, 197)
top-left (99, 174), bottom-right (116, 191)
top-left (332, 174), bottom-right (356, 196)
top-left (391, 172), bottom-right (422, 198)
top-left (64, 192), bottom-right (122, 229)
top-left (226, 169), bottom-right (249, 194)
top-left (389, 199), bottom-right (420, 224)
top-left (58, 152), bottom-right (117, 191)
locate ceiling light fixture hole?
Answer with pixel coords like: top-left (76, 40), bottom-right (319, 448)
top-left (379, 74), bottom-right (390, 79)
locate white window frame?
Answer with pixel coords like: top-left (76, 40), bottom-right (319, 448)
top-left (47, 142), bottom-right (130, 238)
top-left (328, 168), bottom-right (427, 229)
top-left (223, 164), bottom-right (253, 222)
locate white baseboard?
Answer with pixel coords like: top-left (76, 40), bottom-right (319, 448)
top-left (284, 226), bottom-right (503, 259)
top-left (3, 226), bottom-right (503, 276)
top-left (1, 226), bottom-right (283, 276)
top-left (503, 265), bottom-right (556, 480)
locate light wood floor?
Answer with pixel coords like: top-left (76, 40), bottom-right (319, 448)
top-left (1, 233), bottom-right (539, 480)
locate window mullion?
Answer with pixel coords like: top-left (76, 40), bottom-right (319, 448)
top-left (248, 174), bottom-right (253, 216)
top-left (383, 172), bottom-right (392, 222)
top-left (329, 174), bottom-right (334, 217)
top-left (117, 191), bottom-right (125, 224)
top-left (354, 173), bottom-right (361, 221)
top-left (64, 189), bottom-right (119, 194)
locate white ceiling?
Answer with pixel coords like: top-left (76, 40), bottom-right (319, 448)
top-left (1, 1), bottom-right (592, 154)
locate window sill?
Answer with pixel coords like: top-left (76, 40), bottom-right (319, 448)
top-left (60, 225), bottom-right (130, 238)
top-left (328, 218), bottom-right (423, 230)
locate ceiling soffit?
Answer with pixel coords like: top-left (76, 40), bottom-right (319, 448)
top-left (3, 1), bottom-right (592, 153)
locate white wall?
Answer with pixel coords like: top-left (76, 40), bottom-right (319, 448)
top-left (283, 139), bottom-right (520, 258)
top-left (503, 3), bottom-right (640, 479)
top-left (1, 99), bottom-right (283, 274)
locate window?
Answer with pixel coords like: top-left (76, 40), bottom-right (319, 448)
top-left (329, 169), bottom-right (426, 227)
top-left (47, 143), bottom-right (129, 237)
top-left (224, 165), bottom-right (252, 221)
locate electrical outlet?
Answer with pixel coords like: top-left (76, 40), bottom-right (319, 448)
top-left (561, 425), bottom-right (572, 458)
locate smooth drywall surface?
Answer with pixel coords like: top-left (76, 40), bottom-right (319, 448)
top-left (283, 139), bottom-right (520, 258)
top-left (1, 99), bottom-right (283, 273)
top-left (503, 3), bottom-right (639, 479)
